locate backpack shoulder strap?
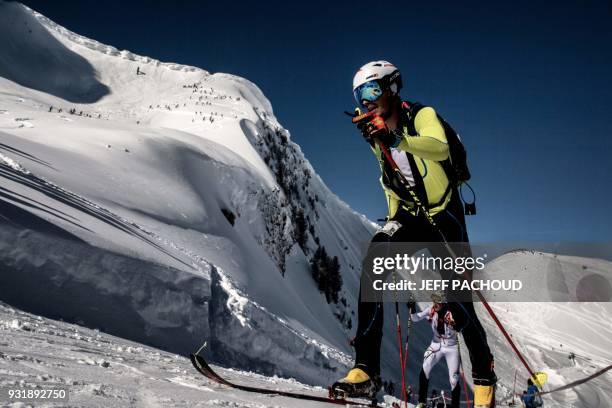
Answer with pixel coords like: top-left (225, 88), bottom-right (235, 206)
top-left (402, 100), bottom-right (425, 135)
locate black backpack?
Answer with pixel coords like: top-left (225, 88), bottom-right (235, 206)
top-left (403, 101), bottom-right (476, 215)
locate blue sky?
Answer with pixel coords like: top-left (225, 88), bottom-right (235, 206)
top-left (22, 0), bottom-right (612, 242)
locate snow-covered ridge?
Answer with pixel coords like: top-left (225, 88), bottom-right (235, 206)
top-left (24, 4), bottom-right (205, 74)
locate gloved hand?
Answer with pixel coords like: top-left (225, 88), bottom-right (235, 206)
top-left (407, 301), bottom-right (416, 313)
top-left (444, 311), bottom-right (455, 326)
top-left (358, 114), bottom-right (397, 147)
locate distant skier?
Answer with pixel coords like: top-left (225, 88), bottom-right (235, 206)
top-left (520, 390), bottom-right (528, 407)
top-left (331, 60), bottom-right (496, 407)
top-left (409, 293), bottom-right (461, 408)
top-left (521, 378), bottom-right (543, 408)
top-left (568, 352), bottom-right (576, 366)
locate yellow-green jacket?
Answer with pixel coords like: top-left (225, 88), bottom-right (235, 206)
top-left (372, 103), bottom-right (452, 218)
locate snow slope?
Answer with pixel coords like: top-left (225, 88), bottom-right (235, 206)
top-left (470, 252), bottom-right (612, 407)
top-left (0, 2), bottom-right (611, 407)
top-left (0, 301), bottom-right (407, 407)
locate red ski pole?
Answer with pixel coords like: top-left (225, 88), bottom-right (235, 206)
top-left (394, 300), bottom-right (408, 408)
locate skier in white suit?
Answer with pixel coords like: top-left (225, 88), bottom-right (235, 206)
top-left (409, 292), bottom-right (462, 408)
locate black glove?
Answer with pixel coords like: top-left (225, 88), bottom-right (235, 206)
top-left (407, 301), bottom-right (416, 313)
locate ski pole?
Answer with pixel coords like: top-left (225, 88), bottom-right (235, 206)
top-left (392, 273), bottom-right (409, 408)
top-left (394, 301), bottom-right (408, 408)
top-left (402, 304), bottom-right (413, 399)
top-left (477, 295), bottom-right (536, 379)
top-left (511, 369), bottom-right (517, 406)
top-left (457, 335), bottom-right (471, 408)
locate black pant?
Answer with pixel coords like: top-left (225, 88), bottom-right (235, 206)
top-left (353, 192), bottom-right (496, 385)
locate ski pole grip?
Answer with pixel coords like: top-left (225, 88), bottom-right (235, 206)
top-left (351, 110), bottom-right (376, 124)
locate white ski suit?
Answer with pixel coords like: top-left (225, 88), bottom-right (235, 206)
top-left (412, 305), bottom-right (460, 388)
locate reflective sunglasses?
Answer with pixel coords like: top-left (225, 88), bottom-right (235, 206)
top-left (353, 80), bottom-right (384, 106)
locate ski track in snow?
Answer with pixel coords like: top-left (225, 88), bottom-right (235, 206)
top-left (0, 153), bottom-right (206, 275)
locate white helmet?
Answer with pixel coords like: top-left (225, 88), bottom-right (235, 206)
top-left (352, 60), bottom-right (403, 96)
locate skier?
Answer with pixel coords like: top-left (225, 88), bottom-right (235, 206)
top-left (409, 293), bottom-right (461, 408)
top-left (568, 352), bottom-right (576, 366)
top-left (520, 391), bottom-right (528, 407)
top-left (521, 379), bottom-right (542, 408)
top-left (332, 61), bottom-right (496, 407)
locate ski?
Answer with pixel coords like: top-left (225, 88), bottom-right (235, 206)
top-left (190, 353), bottom-right (384, 407)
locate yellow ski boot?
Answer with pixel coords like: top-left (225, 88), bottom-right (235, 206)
top-left (474, 383), bottom-right (495, 408)
top-left (331, 367), bottom-right (381, 399)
